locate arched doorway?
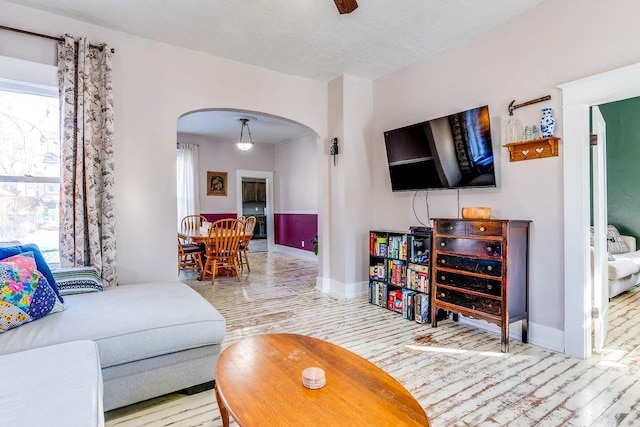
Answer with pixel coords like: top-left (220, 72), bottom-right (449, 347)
top-left (176, 108), bottom-right (321, 259)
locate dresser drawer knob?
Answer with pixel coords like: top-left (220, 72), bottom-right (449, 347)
top-left (487, 284), bottom-right (493, 290)
top-left (441, 259), bottom-right (446, 264)
top-left (440, 242), bottom-right (446, 247)
top-left (486, 246), bottom-right (493, 252)
top-left (440, 292), bottom-right (445, 297)
top-left (487, 266), bottom-right (493, 271)
top-left (441, 275), bottom-right (446, 281)
top-left (480, 226), bottom-right (486, 232)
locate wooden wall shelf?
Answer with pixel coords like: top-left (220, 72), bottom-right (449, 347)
top-left (503, 137), bottom-right (560, 162)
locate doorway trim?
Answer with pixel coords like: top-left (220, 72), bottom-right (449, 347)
top-left (560, 61), bottom-right (640, 359)
top-left (236, 169), bottom-right (275, 252)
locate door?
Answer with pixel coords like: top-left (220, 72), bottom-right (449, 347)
top-left (591, 105), bottom-right (609, 353)
top-left (236, 170), bottom-right (274, 252)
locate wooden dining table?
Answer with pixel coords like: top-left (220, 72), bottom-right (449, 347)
top-left (179, 228), bottom-right (251, 280)
top-left (178, 228), bottom-right (250, 244)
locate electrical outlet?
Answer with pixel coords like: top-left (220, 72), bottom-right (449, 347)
top-left (301, 241), bottom-right (305, 248)
top-left (255, 207), bottom-right (258, 211)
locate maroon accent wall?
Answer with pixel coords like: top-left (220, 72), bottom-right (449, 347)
top-left (201, 213), bottom-right (238, 223)
top-left (274, 213), bottom-right (318, 252)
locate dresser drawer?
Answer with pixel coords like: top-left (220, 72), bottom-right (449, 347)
top-left (434, 269), bottom-right (502, 297)
top-left (436, 220), bottom-right (466, 235)
top-left (466, 221), bottom-right (503, 237)
top-left (435, 254), bottom-right (502, 277)
top-left (435, 286), bottom-right (502, 316)
top-left (436, 237), bottom-right (502, 258)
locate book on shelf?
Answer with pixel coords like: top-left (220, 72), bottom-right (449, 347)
top-left (377, 283), bottom-right (388, 308)
top-left (406, 263), bottom-right (430, 293)
top-left (388, 289), bottom-right (403, 313)
top-left (369, 263), bottom-right (387, 280)
top-left (387, 234), bottom-right (408, 260)
top-left (369, 232), bottom-right (375, 255)
top-left (402, 289), bottom-right (417, 320)
top-left (414, 293), bottom-right (429, 324)
top-left (369, 232), bottom-right (390, 257)
top-left (388, 259), bottom-right (406, 286)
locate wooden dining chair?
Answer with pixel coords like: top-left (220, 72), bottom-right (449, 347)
top-left (238, 216), bottom-right (257, 273)
top-left (178, 214), bottom-right (208, 274)
top-left (201, 218), bottom-right (243, 285)
top-left (177, 235), bottom-right (204, 274)
top-left (181, 214), bottom-right (208, 231)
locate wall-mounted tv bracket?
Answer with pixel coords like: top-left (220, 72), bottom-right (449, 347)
top-left (508, 94), bottom-right (551, 116)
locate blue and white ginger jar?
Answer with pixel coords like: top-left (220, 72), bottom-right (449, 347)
top-left (540, 107), bottom-right (555, 138)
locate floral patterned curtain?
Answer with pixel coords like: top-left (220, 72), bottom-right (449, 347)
top-left (57, 35), bottom-right (116, 286)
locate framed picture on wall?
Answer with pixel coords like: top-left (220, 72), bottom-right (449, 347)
top-left (207, 171), bottom-right (227, 196)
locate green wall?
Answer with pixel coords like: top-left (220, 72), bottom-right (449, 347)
top-left (599, 97), bottom-right (640, 241)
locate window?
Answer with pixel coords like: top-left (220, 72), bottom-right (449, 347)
top-left (0, 58), bottom-right (60, 264)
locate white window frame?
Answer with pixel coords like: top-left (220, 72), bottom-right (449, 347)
top-left (0, 56), bottom-right (60, 262)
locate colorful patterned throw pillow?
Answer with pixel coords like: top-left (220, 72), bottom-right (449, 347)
top-left (0, 252), bottom-right (64, 334)
top-left (0, 243), bottom-right (64, 302)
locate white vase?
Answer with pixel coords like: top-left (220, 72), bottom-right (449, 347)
top-left (540, 107), bottom-right (555, 138)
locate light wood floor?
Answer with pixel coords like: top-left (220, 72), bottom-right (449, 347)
top-left (106, 252), bottom-right (640, 426)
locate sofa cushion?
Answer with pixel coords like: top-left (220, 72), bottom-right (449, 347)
top-left (53, 266), bottom-right (103, 295)
top-left (0, 243), bottom-right (64, 302)
top-left (0, 253), bottom-right (65, 333)
top-left (590, 225), bottom-right (631, 254)
top-left (0, 340), bottom-right (104, 427)
top-left (607, 259), bottom-right (640, 280)
top-left (606, 225), bottom-right (629, 254)
top-left (0, 282), bottom-right (225, 368)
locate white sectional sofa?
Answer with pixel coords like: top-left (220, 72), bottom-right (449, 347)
top-left (0, 281), bottom-right (226, 426)
top-left (607, 235), bottom-right (640, 298)
top-left (0, 340), bottom-right (104, 427)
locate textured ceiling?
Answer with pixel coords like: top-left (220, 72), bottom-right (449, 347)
top-left (6, 0), bottom-right (548, 142)
top-left (6, 0), bottom-right (547, 81)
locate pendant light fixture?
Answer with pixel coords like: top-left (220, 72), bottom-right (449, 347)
top-left (236, 118), bottom-right (254, 151)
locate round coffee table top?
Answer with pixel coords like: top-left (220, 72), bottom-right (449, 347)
top-left (215, 333), bottom-right (430, 426)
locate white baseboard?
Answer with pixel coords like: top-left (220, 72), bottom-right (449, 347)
top-left (314, 278), bottom-right (565, 352)
top-left (274, 244), bottom-right (318, 261)
top-left (316, 277), bottom-right (368, 299)
top-left (457, 316), bottom-right (564, 353)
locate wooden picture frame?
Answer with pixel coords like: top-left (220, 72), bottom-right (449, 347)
top-left (207, 171), bottom-right (227, 196)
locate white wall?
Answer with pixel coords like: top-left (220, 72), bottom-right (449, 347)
top-left (273, 134), bottom-right (318, 213)
top-left (9, 0), bottom-right (640, 351)
top-left (178, 133), bottom-right (276, 214)
top-left (323, 75), bottom-right (374, 296)
top-left (372, 0), bottom-right (640, 346)
top-left (1, 1), bottom-right (328, 285)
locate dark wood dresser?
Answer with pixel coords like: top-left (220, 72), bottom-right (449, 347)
top-left (430, 218), bottom-right (530, 352)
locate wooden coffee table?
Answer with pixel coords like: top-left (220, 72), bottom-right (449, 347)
top-left (214, 333), bottom-right (430, 426)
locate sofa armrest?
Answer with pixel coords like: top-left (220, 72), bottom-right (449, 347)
top-left (622, 235), bottom-right (637, 252)
top-left (0, 341), bottom-right (104, 427)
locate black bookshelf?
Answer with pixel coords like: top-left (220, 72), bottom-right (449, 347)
top-left (368, 228), bottom-right (432, 324)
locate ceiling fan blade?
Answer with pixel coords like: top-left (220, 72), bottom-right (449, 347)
top-left (334, 0), bottom-right (358, 14)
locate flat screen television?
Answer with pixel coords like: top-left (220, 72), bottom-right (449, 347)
top-left (383, 105), bottom-right (496, 191)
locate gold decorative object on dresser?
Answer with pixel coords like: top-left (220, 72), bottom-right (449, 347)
top-left (430, 218), bottom-right (530, 352)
